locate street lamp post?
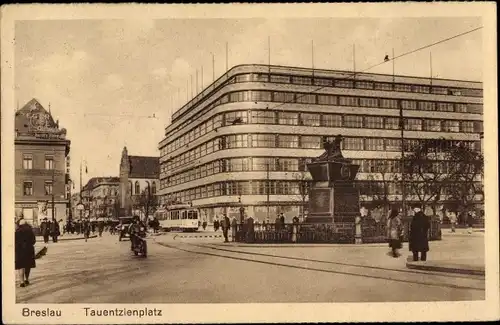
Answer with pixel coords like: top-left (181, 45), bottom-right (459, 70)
top-left (238, 196), bottom-right (245, 224)
top-left (51, 148), bottom-right (56, 222)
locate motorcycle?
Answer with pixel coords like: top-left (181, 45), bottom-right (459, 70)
top-left (130, 226), bottom-right (148, 257)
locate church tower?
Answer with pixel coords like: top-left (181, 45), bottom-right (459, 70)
top-left (119, 146), bottom-right (131, 216)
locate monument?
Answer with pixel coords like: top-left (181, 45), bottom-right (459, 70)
top-left (306, 135), bottom-right (360, 226)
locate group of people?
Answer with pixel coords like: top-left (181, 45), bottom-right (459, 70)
top-left (39, 218), bottom-right (63, 243)
top-left (443, 210), bottom-right (477, 234)
top-left (386, 205), bottom-right (431, 261)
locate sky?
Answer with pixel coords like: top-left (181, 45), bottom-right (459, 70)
top-left (14, 16), bottom-right (483, 191)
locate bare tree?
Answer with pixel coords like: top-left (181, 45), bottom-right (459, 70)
top-left (402, 138), bottom-right (479, 214)
top-left (292, 158), bottom-right (312, 219)
top-left (292, 170), bottom-right (311, 218)
top-left (445, 143), bottom-right (484, 220)
top-left (362, 160), bottom-right (399, 219)
top-left (134, 189), bottom-right (159, 220)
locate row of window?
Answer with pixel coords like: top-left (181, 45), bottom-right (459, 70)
top-left (161, 180), bottom-right (482, 203)
top-left (22, 154), bottom-right (54, 170)
top-left (162, 106), bottom-right (482, 156)
top-left (22, 181), bottom-right (52, 196)
top-left (128, 181), bottom-right (157, 195)
top-left (165, 88), bottom-right (483, 146)
top-left (229, 73), bottom-right (482, 97)
top-left (161, 135), bottom-right (481, 174)
top-left (171, 71), bottom-right (483, 128)
top-left (161, 155), bottom-right (477, 189)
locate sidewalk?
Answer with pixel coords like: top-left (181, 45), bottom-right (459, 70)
top-left (36, 233), bottom-right (98, 242)
top-left (405, 231), bottom-right (485, 276)
top-left (155, 229), bottom-right (485, 275)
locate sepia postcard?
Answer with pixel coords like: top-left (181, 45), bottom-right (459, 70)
top-left (1, 2), bottom-right (499, 324)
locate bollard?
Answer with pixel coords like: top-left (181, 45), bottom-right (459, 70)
top-left (292, 225), bottom-right (297, 243)
top-left (355, 216), bottom-right (363, 244)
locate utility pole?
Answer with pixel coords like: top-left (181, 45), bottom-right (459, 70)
top-left (430, 52), bottom-right (433, 90)
top-left (394, 47), bottom-right (406, 218)
top-left (353, 44), bottom-right (356, 79)
top-left (266, 160), bottom-right (270, 220)
top-left (311, 40), bottom-right (315, 81)
top-left (225, 42), bottom-right (229, 75)
top-left (268, 36), bottom-right (271, 78)
top-left (212, 52), bottom-right (215, 82)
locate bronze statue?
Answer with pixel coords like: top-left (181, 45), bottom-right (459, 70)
top-left (316, 135), bottom-right (344, 161)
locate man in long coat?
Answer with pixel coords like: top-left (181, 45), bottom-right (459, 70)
top-left (40, 218), bottom-right (50, 243)
top-left (409, 205), bottom-right (430, 261)
top-left (50, 219), bottom-right (60, 243)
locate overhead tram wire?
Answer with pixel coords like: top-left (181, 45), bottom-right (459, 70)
top-left (263, 25), bottom-right (483, 114)
top-left (165, 26), bottom-right (482, 139)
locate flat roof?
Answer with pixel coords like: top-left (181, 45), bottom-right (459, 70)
top-left (167, 63), bottom-right (482, 128)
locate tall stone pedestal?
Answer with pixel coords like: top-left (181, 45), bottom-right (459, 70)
top-left (306, 135), bottom-right (360, 229)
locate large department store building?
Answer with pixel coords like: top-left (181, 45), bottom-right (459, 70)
top-left (158, 64), bottom-right (483, 222)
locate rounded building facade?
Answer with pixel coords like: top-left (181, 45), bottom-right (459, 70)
top-left (158, 64), bottom-right (483, 223)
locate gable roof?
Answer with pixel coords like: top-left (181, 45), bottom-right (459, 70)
top-left (128, 156), bottom-right (159, 179)
top-left (15, 98), bottom-right (57, 134)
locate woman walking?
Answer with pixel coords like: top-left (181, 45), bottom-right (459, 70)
top-left (15, 218), bottom-right (36, 287)
top-left (386, 209), bottom-right (403, 258)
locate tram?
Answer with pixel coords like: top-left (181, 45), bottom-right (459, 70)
top-left (155, 204), bottom-right (200, 232)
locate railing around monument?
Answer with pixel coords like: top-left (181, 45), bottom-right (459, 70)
top-left (233, 217), bottom-right (441, 244)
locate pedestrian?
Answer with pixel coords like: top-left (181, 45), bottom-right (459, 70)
top-left (83, 218), bottom-right (91, 242)
top-left (409, 205), bottom-right (430, 262)
top-left (467, 212), bottom-right (474, 234)
top-left (386, 209), bottom-right (403, 258)
top-left (50, 219), bottom-right (60, 243)
top-left (40, 218), bottom-right (50, 243)
top-left (98, 218), bottom-right (105, 237)
top-left (222, 214), bottom-right (230, 243)
top-left (213, 218), bottom-right (220, 232)
top-left (153, 216), bottom-right (160, 233)
top-left (448, 210), bottom-right (457, 233)
top-left (15, 218), bottom-right (36, 287)
top-left (279, 213), bottom-right (285, 225)
top-left (231, 217), bottom-right (237, 241)
top-left (274, 215), bottom-right (281, 241)
top-left (58, 219), bottom-right (65, 236)
top-left (274, 215), bottom-right (281, 231)
top-left (246, 215), bottom-right (255, 243)
top-left (202, 219), bottom-right (207, 231)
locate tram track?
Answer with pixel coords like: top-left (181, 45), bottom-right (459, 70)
top-left (157, 241), bottom-right (484, 292)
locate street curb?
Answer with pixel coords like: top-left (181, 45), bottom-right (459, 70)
top-left (36, 235), bottom-right (98, 242)
top-left (406, 261), bottom-right (485, 276)
top-left (174, 234), bottom-right (230, 239)
top-left (211, 243), bottom-right (388, 248)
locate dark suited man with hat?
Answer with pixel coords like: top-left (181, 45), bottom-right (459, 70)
top-left (409, 205), bottom-right (430, 261)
